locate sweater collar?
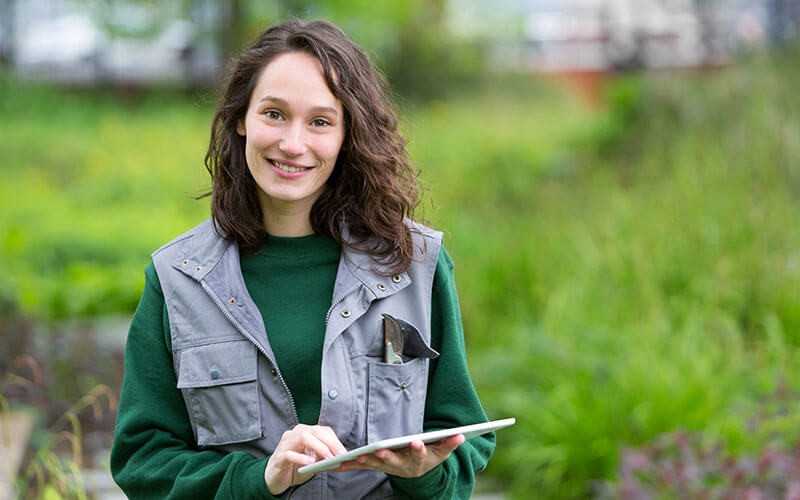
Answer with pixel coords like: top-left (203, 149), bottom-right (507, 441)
top-left (171, 218), bottom-right (411, 301)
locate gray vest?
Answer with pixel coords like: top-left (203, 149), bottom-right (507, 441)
top-left (152, 219), bottom-right (443, 499)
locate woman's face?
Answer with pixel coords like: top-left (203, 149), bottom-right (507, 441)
top-left (237, 51), bottom-right (345, 214)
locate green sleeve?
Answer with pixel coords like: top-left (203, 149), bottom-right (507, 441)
top-left (389, 246), bottom-right (496, 499)
top-left (110, 263), bottom-right (278, 499)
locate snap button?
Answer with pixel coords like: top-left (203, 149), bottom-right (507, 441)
top-left (399, 382), bottom-right (408, 390)
top-left (195, 266), bottom-right (202, 272)
top-left (228, 297), bottom-right (236, 305)
top-left (376, 283), bottom-right (387, 291)
top-left (182, 259), bottom-right (189, 266)
top-left (328, 389), bottom-right (338, 400)
top-left (271, 368), bottom-right (278, 377)
top-left (392, 275), bottom-right (402, 283)
top-left (210, 368), bottom-right (221, 380)
top-left (341, 309), bottom-right (351, 318)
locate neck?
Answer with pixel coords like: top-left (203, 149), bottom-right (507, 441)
top-left (259, 195), bottom-right (316, 237)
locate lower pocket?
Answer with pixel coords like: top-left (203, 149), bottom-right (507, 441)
top-left (177, 340), bottom-right (262, 446)
top-left (366, 357), bottom-right (426, 443)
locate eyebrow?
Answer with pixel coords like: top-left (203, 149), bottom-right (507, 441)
top-left (258, 95), bottom-right (339, 116)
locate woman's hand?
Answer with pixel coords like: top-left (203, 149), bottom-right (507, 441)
top-left (264, 424), bottom-right (348, 495)
top-left (336, 434), bottom-right (464, 478)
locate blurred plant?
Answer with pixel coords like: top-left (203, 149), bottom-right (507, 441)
top-left (0, 72), bottom-right (210, 321)
top-left (607, 433), bottom-right (800, 499)
top-left (447, 46), bottom-right (800, 499)
top-left (2, 355), bottom-right (117, 500)
top-left (231, 0), bottom-right (485, 100)
top-left (380, 3), bottom-right (486, 101)
top-left (599, 383), bottom-right (800, 499)
top-left (581, 77), bottom-right (646, 160)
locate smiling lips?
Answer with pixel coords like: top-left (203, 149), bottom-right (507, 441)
top-left (268, 158), bottom-right (314, 177)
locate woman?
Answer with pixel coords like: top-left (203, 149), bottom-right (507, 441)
top-left (111, 19), bottom-right (495, 499)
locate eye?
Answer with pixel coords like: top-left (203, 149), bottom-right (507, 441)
top-left (311, 118), bottom-right (331, 127)
top-left (263, 109), bottom-right (284, 121)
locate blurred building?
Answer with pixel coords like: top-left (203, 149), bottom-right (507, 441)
top-left (2, 0), bottom-right (799, 85)
top-left (449, 0), bottom-right (800, 72)
top-left (0, 0), bottom-right (227, 86)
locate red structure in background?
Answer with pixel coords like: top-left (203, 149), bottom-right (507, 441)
top-left (545, 70), bottom-right (608, 107)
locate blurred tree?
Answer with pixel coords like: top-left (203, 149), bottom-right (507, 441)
top-left (321, 0), bottom-right (481, 100)
top-left (692, 0), bottom-right (725, 64)
top-left (218, 0), bottom-right (244, 59)
top-left (230, 0), bottom-right (482, 100)
top-left (277, 0), bottom-right (313, 17)
top-left (0, 0), bottom-right (14, 66)
top-left (385, 0), bottom-right (484, 100)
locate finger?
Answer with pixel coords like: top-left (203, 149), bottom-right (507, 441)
top-left (297, 432), bottom-right (337, 460)
top-left (282, 450), bottom-right (318, 467)
top-left (311, 426), bottom-right (348, 456)
top-left (334, 460), bottom-right (370, 472)
top-left (428, 434), bottom-right (464, 457)
top-left (430, 434), bottom-right (464, 451)
top-left (352, 453), bottom-right (389, 472)
top-left (408, 440), bottom-right (428, 461)
top-left (282, 451), bottom-right (317, 487)
top-left (373, 448), bottom-right (409, 469)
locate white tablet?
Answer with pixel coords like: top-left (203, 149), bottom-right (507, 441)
top-left (297, 417), bottom-right (515, 475)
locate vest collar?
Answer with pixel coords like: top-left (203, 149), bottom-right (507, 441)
top-left (336, 224), bottom-right (410, 301)
top-left (170, 219), bottom-right (229, 282)
top-left (170, 218), bottom-right (411, 301)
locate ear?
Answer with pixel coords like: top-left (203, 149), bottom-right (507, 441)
top-left (236, 119), bottom-right (246, 136)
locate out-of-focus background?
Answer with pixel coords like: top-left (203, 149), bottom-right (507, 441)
top-left (1, 0), bottom-right (799, 498)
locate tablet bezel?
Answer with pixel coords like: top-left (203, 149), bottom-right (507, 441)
top-left (297, 417), bottom-right (515, 475)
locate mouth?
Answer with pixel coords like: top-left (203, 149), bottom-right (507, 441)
top-left (268, 159), bottom-right (314, 174)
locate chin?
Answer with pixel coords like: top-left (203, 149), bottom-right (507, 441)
top-left (260, 186), bottom-right (324, 206)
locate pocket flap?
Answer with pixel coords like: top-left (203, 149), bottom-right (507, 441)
top-left (177, 340), bottom-right (258, 388)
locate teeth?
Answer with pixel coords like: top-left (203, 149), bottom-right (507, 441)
top-left (273, 161), bottom-right (306, 173)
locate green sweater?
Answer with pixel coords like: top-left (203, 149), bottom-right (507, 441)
top-left (111, 233), bottom-right (495, 499)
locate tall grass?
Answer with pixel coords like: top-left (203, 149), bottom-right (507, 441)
top-left (2, 355), bottom-right (116, 499)
top-left (0, 78), bottom-right (210, 319)
top-left (407, 51), bottom-right (800, 497)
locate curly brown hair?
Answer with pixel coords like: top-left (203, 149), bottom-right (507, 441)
top-left (203, 19), bottom-right (419, 274)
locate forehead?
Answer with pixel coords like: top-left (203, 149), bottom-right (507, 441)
top-left (249, 51), bottom-right (340, 111)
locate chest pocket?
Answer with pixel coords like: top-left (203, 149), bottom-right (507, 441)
top-left (176, 339), bottom-right (262, 446)
top-left (366, 357), bottom-right (428, 443)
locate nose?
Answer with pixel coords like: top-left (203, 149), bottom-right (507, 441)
top-left (278, 123), bottom-right (307, 156)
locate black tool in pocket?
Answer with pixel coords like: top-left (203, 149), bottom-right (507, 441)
top-left (381, 313), bottom-right (440, 364)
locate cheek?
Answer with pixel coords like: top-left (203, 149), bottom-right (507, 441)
top-left (245, 122), bottom-right (279, 150)
top-left (315, 136), bottom-right (344, 163)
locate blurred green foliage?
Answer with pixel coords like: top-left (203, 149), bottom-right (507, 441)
top-left (0, 78), bottom-right (210, 319)
top-left (442, 50), bottom-right (800, 498)
top-left (232, 0), bottom-right (485, 100)
top-left (1, 42), bottom-right (800, 499)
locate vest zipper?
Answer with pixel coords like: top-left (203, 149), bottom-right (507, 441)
top-left (200, 281), bottom-right (300, 426)
top-left (324, 291), bottom-right (352, 326)
top-left (323, 301), bottom-right (337, 326)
